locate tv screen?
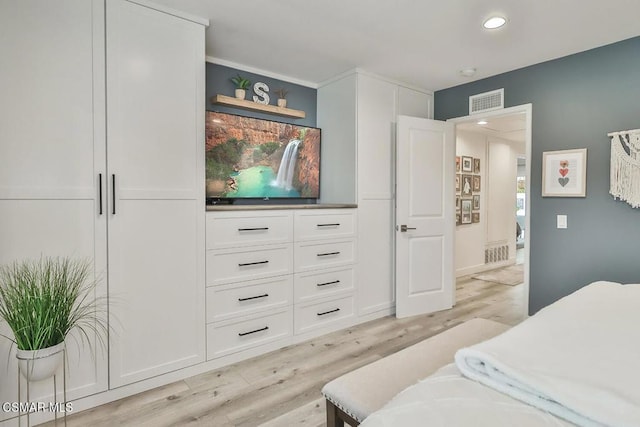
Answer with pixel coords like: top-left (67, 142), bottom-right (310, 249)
top-left (205, 112), bottom-right (320, 202)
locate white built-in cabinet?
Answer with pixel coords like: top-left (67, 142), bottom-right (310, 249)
top-left (106, 0), bottom-right (206, 388)
top-left (0, 0), bottom-right (206, 421)
top-left (205, 208), bottom-right (357, 362)
top-left (318, 71), bottom-right (432, 318)
top-left (0, 1), bottom-right (108, 419)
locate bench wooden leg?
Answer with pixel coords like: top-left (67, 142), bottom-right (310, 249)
top-left (326, 399), bottom-right (360, 427)
top-left (326, 399), bottom-right (344, 427)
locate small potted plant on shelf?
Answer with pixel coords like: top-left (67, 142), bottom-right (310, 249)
top-left (230, 74), bottom-right (251, 99)
top-left (0, 257), bottom-right (108, 381)
top-left (274, 88), bottom-right (289, 108)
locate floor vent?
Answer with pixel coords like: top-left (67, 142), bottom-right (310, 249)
top-left (469, 89), bottom-right (504, 114)
top-left (485, 245), bottom-right (509, 263)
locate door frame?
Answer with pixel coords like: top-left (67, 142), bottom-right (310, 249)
top-left (447, 104), bottom-right (532, 318)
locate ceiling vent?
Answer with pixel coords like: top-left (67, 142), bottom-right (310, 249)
top-left (469, 88), bottom-right (504, 114)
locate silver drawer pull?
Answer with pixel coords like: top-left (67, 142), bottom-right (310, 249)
top-left (317, 280), bottom-right (340, 287)
top-left (317, 308), bottom-right (340, 316)
top-left (317, 223), bottom-right (340, 227)
top-left (238, 326), bottom-right (269, 336)
top-left (238, 293), bottom-right (269, 302)
top-left (238, 227), bottom-right (269, 231)
top-left (238, 260), bottom-right (269, 267)
top-left (317, 252), bottom-right (340, 257)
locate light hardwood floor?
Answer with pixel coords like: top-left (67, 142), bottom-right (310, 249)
top-left (41, 266), bottom-right (525, 427)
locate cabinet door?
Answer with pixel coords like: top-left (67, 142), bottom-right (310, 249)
top-left (0, 0), bottom-right (107, 421)
top-left (398, 86), bottom-right (432, 119)
top-left (357, 75), bottom-right (397, 199)
top-left (357, 200), bottom-right (395, 315)
top-left (106, 0), bottom-right (206, 387)
top-left (356, 75), bottom-right (397, 317)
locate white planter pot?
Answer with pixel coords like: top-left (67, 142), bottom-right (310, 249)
top-left (16, 342), bottom-right (65, 382)
top-left (277, 98), bottom-right (287, 108)
top-left (235, 89), bottom-right (246, 99)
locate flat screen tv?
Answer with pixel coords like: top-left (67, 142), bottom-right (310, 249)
top-left (205, 112), bottom-right (321, 203)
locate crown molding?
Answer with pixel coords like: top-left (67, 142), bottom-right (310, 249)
top-left (206, 56), bottom-right (318, 89)
top-left (317, 68), bottom-right (433, 94)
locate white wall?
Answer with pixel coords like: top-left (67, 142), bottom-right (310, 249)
top-left (455, 130), bottom-right (486, 275)
top-left (486, 137), bottom-right (521, 256)
top-left (456, 130), bottom-right (525, 277)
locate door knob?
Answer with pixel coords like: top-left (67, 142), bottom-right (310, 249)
top-left (400, 225), bottom-right (416, 232)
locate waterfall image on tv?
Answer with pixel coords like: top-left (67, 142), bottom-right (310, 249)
top-left (205, 112), bottom-right (321, 201)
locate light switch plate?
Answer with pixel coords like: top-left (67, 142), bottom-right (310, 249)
top-left (557, 214), bottom-right (567, 229)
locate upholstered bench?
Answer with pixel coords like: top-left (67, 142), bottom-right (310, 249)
top-left (321, 318), bottom-right (510, 426)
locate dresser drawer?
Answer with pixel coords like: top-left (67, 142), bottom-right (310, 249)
top-left (294, 295), bottom-right (355, 335)
top-left (207, 244), bottom-right (293, 285)
top-left (294, 209), bottom-right (356, 241)
top-left (294, 239), bottom-right (355, 273)
top-left (207, 308), bottom-right (292, 359)
top-left (206, 211), bottom-right (293, 249)
top-left (206, 275), bottom-right (293, 323)
top-left (294, 267), bottom-right (355, 303)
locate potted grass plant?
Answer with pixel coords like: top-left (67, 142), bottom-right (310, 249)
top-left (230, 74), bottom-right (251, 99)
top-left (0, 257), bottom-right (107, 381)
top-left (274, 88), bottom-right (289, 108)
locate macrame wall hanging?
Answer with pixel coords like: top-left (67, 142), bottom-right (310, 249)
top-left (608, 129), bottom-right (640, 208)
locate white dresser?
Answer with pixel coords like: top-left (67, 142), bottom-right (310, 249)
top-left (205, 207), bottom-right (357, 362)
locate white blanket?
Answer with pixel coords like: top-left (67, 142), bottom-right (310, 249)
top-left (361, 364), bottom-right (573, 427)
top-left (455, 281), bottom-right (640, 427)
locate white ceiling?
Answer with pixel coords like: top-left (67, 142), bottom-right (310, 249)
top-left (152, 0), bottom-right (640, 91)
top-left (457, 113), bottom-right (526, 142)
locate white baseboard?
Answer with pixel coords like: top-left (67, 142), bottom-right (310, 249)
top-left (456, 258), bottom-right (516, 278)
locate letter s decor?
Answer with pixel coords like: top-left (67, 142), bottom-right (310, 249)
top-left (253, 82), bottom-right (270, 105)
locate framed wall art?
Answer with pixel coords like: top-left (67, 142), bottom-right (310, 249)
top-left (473, 158), bottom-right (480, 174)
top-left (542, 148), bottom-right (587, 197)
top-left (472, 175), bottom-right (481, 192)
top-left (456, 156), bottom-right (461, 172)
top-left (461, 199), bottom-right (472, 224)
top-left (456, 174), bottom-right (461, 193)
top-left (472, 212), bottom-right (480, 223)
top-left (461, 174), bottom-right (473, 196)
top-left (462, 156), bottom-right (473, 172)
top-left (472, 194), bottom-right (480, 210)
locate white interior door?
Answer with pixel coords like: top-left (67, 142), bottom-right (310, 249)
top-left (395, 116), bottom-right (455, 318)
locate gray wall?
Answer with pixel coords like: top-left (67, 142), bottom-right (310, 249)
top-left (206, 63), bottom-right (317, 127)
top-left (435, 36), bottom-right (640, 314)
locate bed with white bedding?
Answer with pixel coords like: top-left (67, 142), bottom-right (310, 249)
top-left (361, 281), bottom-right (640, 427)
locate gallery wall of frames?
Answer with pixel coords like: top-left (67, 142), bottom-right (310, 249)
top-left (455, 155), bottom-right (481, 225)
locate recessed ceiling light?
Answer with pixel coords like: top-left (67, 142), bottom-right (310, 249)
top-left (483, 16), bottom-right (506, 29)
top-left (477, 120), bottom-right (488, 125)
top-left (459, 68), bottom-right (477, 77)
